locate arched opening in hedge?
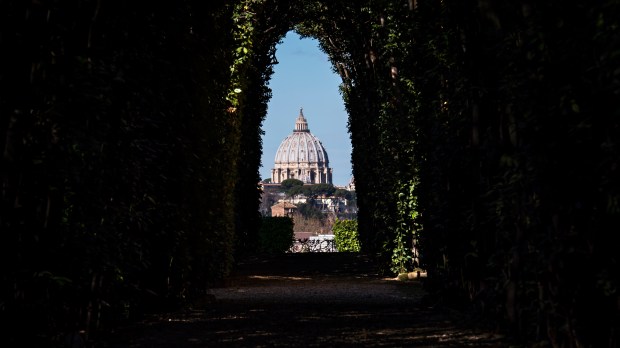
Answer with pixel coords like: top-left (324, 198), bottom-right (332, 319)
top-left (260, 31), bottom-right (351, 187)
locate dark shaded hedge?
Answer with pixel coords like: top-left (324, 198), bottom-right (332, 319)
top-left (1, 0), bottom-right (242, 344)
top-left (259, 216), bottom-right (295, 254)
top-left (2, 0), bottom-right (619, 346)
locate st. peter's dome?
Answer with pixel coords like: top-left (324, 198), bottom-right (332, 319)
top-left (271, 108), bottom-right (333, 184)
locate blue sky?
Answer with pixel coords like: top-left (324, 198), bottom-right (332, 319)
top-left (260, 31), bottom-right (352, 186)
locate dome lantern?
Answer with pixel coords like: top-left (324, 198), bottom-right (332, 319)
top-left (294, 108), bottom-right (309, 132)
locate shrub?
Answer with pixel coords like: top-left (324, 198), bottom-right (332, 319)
top-left (333, 219), bottom-right (360, 252)
top-left (258, 216), bottom-right (295, 254)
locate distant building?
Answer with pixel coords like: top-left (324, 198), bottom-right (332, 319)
top-left (271, 108), bottom-right (333, 184)
top-left (347, 176), bottom-right (355, 191)
top-left (271, 201), bottom-right (297, 217)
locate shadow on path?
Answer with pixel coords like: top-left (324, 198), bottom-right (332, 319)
top-left (102, 253), bottom-right (506, 347)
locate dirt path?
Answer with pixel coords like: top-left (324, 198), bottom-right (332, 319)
top-left (101, 253), bottom-right (506, 347)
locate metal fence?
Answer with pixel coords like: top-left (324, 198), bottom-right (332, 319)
top-left (289, 238), bottom-right (337, 253)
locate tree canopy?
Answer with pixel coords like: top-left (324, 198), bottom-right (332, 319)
top-left (280, 178), bottom-right (304, 190)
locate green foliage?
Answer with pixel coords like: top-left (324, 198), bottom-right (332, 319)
top-left (280, 179), bottom-right (303, 198)
top-left (333, 220), bottom-right (360, 252)
top-left (296, 199), bottom-right (324, 221)
top-left (258, 216), bottom-right (295, 254)
top-left (334, 189), bottom-right (354, 201)
top-left (286, 185), bottom-right (305, 198)
top-left (230, 0), bottom-right (306, 257)
top-left (304, 183), bottom-right (336, 198)
top-left (280, 178), bottom-right (304, 190)
top-left (280, 181), bottom-right (337, 199)
top-left (390, 180), bottom-right (420, 274)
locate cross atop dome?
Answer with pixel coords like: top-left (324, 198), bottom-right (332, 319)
top-left (294, 107), bottom-right (309, 132)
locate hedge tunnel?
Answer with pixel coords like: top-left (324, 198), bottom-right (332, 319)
top-left (1, 0), bottom-right (619, 346)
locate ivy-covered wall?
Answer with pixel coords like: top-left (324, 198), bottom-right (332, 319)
top-left (292, 0), bottom-right (620, 345)
top-left (0, 0), bottom-right (242, 343)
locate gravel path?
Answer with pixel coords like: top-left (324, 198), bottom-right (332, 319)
top-left (101, 253), bottom-right (507, 347)
top-left (211, 253), bottom-right (422, 305)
